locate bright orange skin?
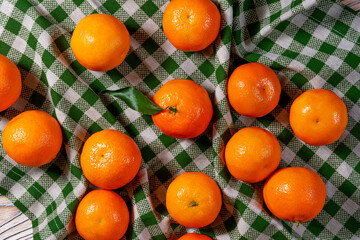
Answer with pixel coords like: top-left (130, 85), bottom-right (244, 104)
top-left (75, 190), bottom-right (129, 240)
top-left (80, 129), bottom-right (141, 189)
top-left (166, 172), bottom-right (222, 228)
top-left (71, 14), bottom-right (130, 72)
top-left (263, 167), bottom-right (326, 224)
top-left (0, 54), bottom-right (21, 111)
top-left (228, 63), bottom-right (281, 117)
top-left (178, 233), bottom-right (213, 240)
top-left (152, 79), bottom-right (213, 139)
top-left (225, 127), bottom-right (281, 183)
top-left (2, 110), bottom-right (62, 167)
top-left (163, 0), bottom-right (221, 51)
top-left (289, 89), bottom-right (348, 146)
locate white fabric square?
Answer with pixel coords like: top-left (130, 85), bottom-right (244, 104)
top-left (194, 154), bottom-right (211, 170)
top-left (326, 55), bottom-right (342, 71)
top-left (126, 71), bottom-right (142, 86)
top-left (64, 88), bottom-right (81, 104)
top-left (0, 1), bottom-right (14, 17)
top-left (349, 105), bottom-right (360, 122)
top-left (181, 59), bottom-right (197, 75)
top-left (47, 182), bottom-right (61, 199)
top-left (157, 149), bottom-right (173, 165)
top-left (140, 127), bottom-right (157, 144)
top-left (217, 45), bottom-right (230, 64)
top-left (144, 55), bottom-right (160, 72)
top-left (326, 218), bottom-right (342, 235)
top-left (38, 31), bottom-right (52, 49)
top-left (69, 8), bottom-right (86, 24)
top-left (178, 139), bottom-right (193, 149)
top-left (316, 146), bottom-right (332, 160)
top-left (237, 218), bottom-right (250, 235)
top-left (29, 201), bottom-right (45, 218)
top-left (342, 198), bottom-right (359, 215)
top-left (23, 15), bottom-right (35, 31)
top-left (124, 108), bottom-right (141, 122)
top-left (142, 18), bottom-right (159, 36)
top-left (337, 161), bottom-right (353, 179)
top-left (282, 147), bottom-right (296, 164)
top-left (122, 0), bottom-right (139, 16)
top-left (276, 33), bottom-right (293, 49)
top-left (313, 25), bottom-right (331, 41)
top-left (161, 40), bottom-right (177, 55)
top-left (10, 183), bottom-right (27, 199)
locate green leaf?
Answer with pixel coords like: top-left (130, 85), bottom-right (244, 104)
top-left (102, 87), bottom-right (164, 115)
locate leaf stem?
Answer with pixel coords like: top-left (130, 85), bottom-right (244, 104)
top-left (295, 220), bottom-right (300, 228)
top-left (168, 106), bottom-right (177, 114)
top-left (189, 201), bottom-right (198, 207)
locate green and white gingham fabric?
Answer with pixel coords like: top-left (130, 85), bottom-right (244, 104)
top-left (0, 0), bottom-right (359, 239)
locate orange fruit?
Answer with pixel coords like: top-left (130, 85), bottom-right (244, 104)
top-left (166, 172), bottom-right (222, 228)
top-left (75, 189), bottom-right (129, 240)
top-left (163, 0), bottom-right (221, 51)
top-left (225, 127), bottom-right (281, 183)
top-left (263, 167), bottom-right (326, 226)
top-left (0, 54), bottom-right (22, 111)
top-left (71, 14), bottom-right (130, 72)
top-left (227, 63), bottom-right (281, 117)
top-left (80, 129), bottom-right (141, 189)
top-left (289, 89), bottom-right (348, 146)
top-left (152, 79), bottom-right (213, 139)
top-left (178, 233), bottom-right (213, 240)
top-left (2, 110), bottom-right (62, 167)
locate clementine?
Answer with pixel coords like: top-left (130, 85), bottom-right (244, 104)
top-left (0, 54), bottom-right (22, 112)
top-left (225, 127), bottom-right (281, 183)
top-left (71, 14), bottom-right (130, 72)
top-left (178, 233), bottom-right (213, 240)
top-left (152, 79), bottom-right (213, 139)
top-left (80, 129), bottom-right (141, 189)
top-left (289, 89), bottom-right (347, 146)
top-left (227, 63), bottom-right (281, 117)
top-left (2, 110), bottom-right (62, 167)
top-left (263, 167), bottom-right (326, 226)
top-left (166, 172), bottom-right (222, 228)
top-left (163, 0), bottom-right (221, 51)
top-left (75, 189), bottom-right (129, 240)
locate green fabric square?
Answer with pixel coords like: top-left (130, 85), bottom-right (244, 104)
top-left (324, 199), bottom-right (340, 217)
top-left (175, 151), bottom-right (192, 168)
top-left (51, 6), bottom-right (68, 22)
top-left (234, 199), bottom-right (247, 214)
top-left (45, 164), bottom-right (63, 181)
top-left (279, 92), bottom-right (292, 108)
top-left (344, 216), bottom-right (360, 234)
top-left (42, 50), bottom-right (56, 68)
top-left (125, 17), bottom-right (140, 34)
top-left (258, 114), bottom-right (275, 127)
top-left (239, 183), bottom-right (254, 198)
top-left (278, 128), bottom-right (294, 145)
top-left (144, 73), bottom-right (161, 89)
top-left (7, 167), bottom-right (25, 182)
top-left (292, 73), bottom-right (308, 88)
top-left (140, 211), bottom-right (158, 226)
top-left (155, 166), bottom-right (172, 183)
top-left (328, 72), bottom-right (342, 87)
top-left (60, 69), bottom-right (77, 86)
top-left (351, 123), bottom-right (360, 141)
top-left (28, 33), bottom-right (37, 50)
top-left (124, 123), bottom-right (139, 137)
top-left (36, 16), bottom-right (52, 29)
top-left (161, 57), bottom-right (179, 74)
top-left (46, 202), bottom-right (57, 215)
top-left (48, 216), bottom-right (64, 234)
top-left (334, 143), bottom-right (352, 160)
top-left (297, 146), bottom-right (314, 162)
top-left (345, 86), bottom-right (360, 103)
top-left (216, 65), bottom-right (227, 83)
top-left (68, 105), bottom-right (82, 122)
top-left (70, 60), bottom-right (87, 75)
top-left (14, 200), bottom-right (27, 213)
top-left (29, 91), bottom-right (46, 108)
top-left (344, 52), bottom-right (360, 69)
top-left (0, 40), bottom-right (11, 55)
top-left (307, 219), bottom-right (324, 237)
top-left (141, 146), bottom-right (156, 162)
top-left (88, 122), bottom-right (102, 134)
top-left (103, 0), bottom-right (121, 14)
top-left (134, 187), bottom-right (146, 203)
top-left (283, 49), bottom-right (299, 59)
top-left (71, 165), bottom-right (83, 180)
top-left (257, 38), bottom-right (275, 52)
top-left (18, 54), bottom-right (33, 71)
top-left (54, 35), bottom-right (70, 53)
top-left (143, 38), bottom-right (160, 54)
top-left (319, 42), bottom-right (336, 54)
top-left (28, 182), bottom-right (46, 200)
top-left (126, 52), bottom-right (142, 69)
top-left (307, 58), bottom-right (324, 73)
top-left (152, 235), bottom-right (167, 240)
top-left (333, 21), bottom-right (350, 36)
top-left (73, 0), bottom-right (84, 6)
top-left (199, 60), bottom-right (215, 77)
top-left (141, 0), bottom-right (159, 17)
top-left (222, 26), bottom-right (232, 44)
top-left (82, 89), bottom-right (97, 106)
top-left (252, 216), bottom-right (270, 232)
top-left (50, 89), bottom-right (62, 106)
top-left (159, 134), bottom-right (176, 148)
top-left (224, 216), bottom-right (237, 232)
top-left (272, 231), bottom-right (287, 240)
top-left (311, 8), bottom-right (326, 22)
top-left (196, 135), bottom-right (211, 152)
top-left (62, 183), bottom-right (73, 198)
top-left (294, 29), bottom-right (312, 46)
top-left (339, 180), bottom-right (357, 197)
top-left (15, 0), bottom-right (32, 13)
top-left (318, 162), bottom-right (335, 180)
top-left (5, 18), bottom-right (22, 35)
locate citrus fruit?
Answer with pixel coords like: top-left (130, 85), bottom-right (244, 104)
top-left (227, 63), bottom-right (281, 117)
top-left (225, 127), bottom-right (281, 183)
top-left (80, 129), bottom-right (141, 189)
top-left (179, 233), bottom-right (213, 240)
top-left (289, 89), bottom-right (347, 146)
top-left (263, 167), bottom-right (326, 226)
top-left (166, 172), bottom-right (222, 228)
top-left (152, 79), bottom-right (213, 139)
top-left (2, 110), bottom-right (62, 167)
top-left (71, 14), bottom-right (130, 72)
top-left (163, 0), bottom-right (221, 51)
top-left (0, 54), bottom-right (22, 112)
top-left (75, 189), bottom-right (129, 240)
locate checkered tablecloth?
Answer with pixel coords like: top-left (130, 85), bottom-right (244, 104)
top-left (0, 0), bottom-right (359, 239)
